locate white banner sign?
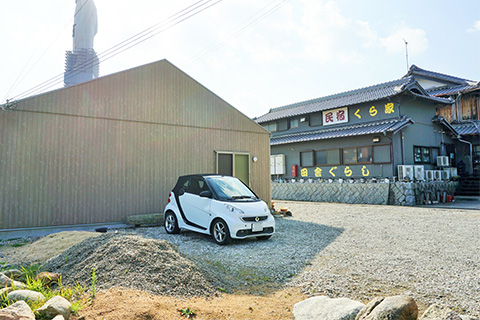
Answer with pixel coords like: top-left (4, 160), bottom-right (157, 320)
top-left (323, 107), bottom-right (348, 126)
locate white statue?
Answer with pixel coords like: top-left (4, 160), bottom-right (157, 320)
top-left (72, 0), bottom-right (98, 50)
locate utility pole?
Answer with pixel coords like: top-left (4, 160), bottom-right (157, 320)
top-left (403, 38), bottom-right (409, 72)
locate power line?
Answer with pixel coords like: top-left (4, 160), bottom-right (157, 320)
top-left (186, 0), bottom-right (292, 66)
top-left (8, 0), bottom-right (223, 102)
top-left (2, 0), bottom-right (74, 102)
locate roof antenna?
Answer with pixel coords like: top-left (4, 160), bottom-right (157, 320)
top-left (403, 38), bottom-right (409, 72)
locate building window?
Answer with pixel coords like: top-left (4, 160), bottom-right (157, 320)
top-left (263, 122), bottom-right (277, 132)
top-left (277, 119), bottom-right (289, 132)
top-left (315, 149), bottom-right (340, 165)
top-left (414, 146), bottom-right (432, 164)
top-left (343, 148), bottom-right (357, 164)
top-left (309, 113), bottom-right (322, 126)
top-left (300, 151), bottom-right (314, 167)
top-left (358, 147), bottom-right (373, 163)
top-left (373, 144), bottom-right (391, 163)
top-left (290, 118), bottom-right (299, 128)
top-left (342, 146), bottom-right (375, 164)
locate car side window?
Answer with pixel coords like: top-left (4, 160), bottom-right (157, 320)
top-left (186, 177), bottom-right (208, 196)
top-left (179, 179), bottom-right (190, 194)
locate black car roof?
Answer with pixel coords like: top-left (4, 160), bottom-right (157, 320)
top-left (172, 174), bottom-right (230, 194)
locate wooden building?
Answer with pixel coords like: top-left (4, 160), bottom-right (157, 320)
top-left (0, 60), bottom-right (271, 235)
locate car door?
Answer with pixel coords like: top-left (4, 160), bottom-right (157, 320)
top-left (178, 177), bottom-right (212, 230)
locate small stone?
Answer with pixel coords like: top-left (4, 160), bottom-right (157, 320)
top-left (36, 272), bottom-right (61, 287)
top-left (293, 296), bottom-right (365, 320)
top-left (0, 300), bottom-right (35, 320)
top-left (3, 269), bottom-right (22, 281)
top-left (35, 295), bottom-right (71, 320)
top-left (355, 295), bottom-right (418, 320)
top-left (419, 304), bottom-right (462, 320)
top-left (0, 274), bottom-right (13, 287)
top-left (7, 290), bottom-right (45, 303)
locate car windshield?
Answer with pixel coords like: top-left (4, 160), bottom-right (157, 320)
top-left (205, 176), bottom-right (258, 201)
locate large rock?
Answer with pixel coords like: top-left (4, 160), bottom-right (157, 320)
top-left (293, 296), bottom-right (365, 320)
top-left (7, 290), bottom-right (45, 303)
top-left (126, 213), bottom-right (164, 226)
top-left (35, 296), bottom-right (71, 320)
top-left (0, 300), bottom-right (35, 320)
top-left (419, 304), bottom-right (462, 319)
top-left (355, 296), bottom-right (418, 320)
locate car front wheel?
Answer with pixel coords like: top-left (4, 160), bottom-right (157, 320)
top-left (212, 219), bottom-right (231, 245)
top-left (164, 211), bottom-right (180, 234)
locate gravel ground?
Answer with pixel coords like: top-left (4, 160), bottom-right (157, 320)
top-left (125, 201), bottom-right (479, 317)
top-left (3, 201), bottom-right (478, 317)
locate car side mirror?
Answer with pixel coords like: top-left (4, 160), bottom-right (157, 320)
top-left (199, 190), bottom-right (212, 198)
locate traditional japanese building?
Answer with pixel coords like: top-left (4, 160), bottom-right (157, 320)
top-left (404, 65), bottom-right (480, 176)
top-left (255, 66), bottom-right (479, 182)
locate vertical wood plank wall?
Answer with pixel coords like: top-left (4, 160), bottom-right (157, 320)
top-left (0, 60), bottom-right (270, 230)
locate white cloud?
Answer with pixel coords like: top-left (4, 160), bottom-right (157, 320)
top-left (296, 0), bottom-right (377, 63)
top-left (379, 25), bottom-right (428, 54)
top-left (467, 20), bottom-right (480, 33)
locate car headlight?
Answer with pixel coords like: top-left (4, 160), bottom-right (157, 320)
top-left (264, 203), bottom-right (270, 213)
top-left (225, 204), bottom-right (244, 214)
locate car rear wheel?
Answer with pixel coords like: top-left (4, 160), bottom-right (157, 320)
top-left (212, 219), bottom-right (231, 245)
top-left (164, 211), bottom-right (180, 234)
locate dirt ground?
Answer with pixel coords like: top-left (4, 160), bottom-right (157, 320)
top-left (1, 230), bottom-right (307, 320)
top-left (72, 287), bottom-right (306, 320)
top-left (1, 231), bottom-right (101, 265)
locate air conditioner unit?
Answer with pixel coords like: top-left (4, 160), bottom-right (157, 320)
top-left (442, 169), bottom-right (450, 180)
top-left (434, 170), bottom-right (443, 181)
top-left (270, 154), bottom-right (286, 175)
top-left (398, 165), bottom-right (414, 180)
top-left (437, 156), bottom-right (449, 166)
top-left (414, 165), bottom-right (425, 181)
top-left (425, 170), bottom-right (435, 181)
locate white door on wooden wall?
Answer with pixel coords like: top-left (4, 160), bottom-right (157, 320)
top-left (216, 152), bottom-right (250, 186)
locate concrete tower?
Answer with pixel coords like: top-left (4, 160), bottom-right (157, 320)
top-left (64, 0), bottom-right (99, 87)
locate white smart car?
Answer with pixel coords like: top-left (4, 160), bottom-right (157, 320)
top-left (163, 174), bottom-right (275, 245)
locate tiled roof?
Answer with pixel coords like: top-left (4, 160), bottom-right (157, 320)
top-left (405, 65), bottom-right (474, 85)
top-left (270, 117), bottom-right (414, 146)
top-left (452, 121), bottom-right (480, 136)
top-left (428, 84), bottom-right (480, 97)
top-left (255, 77), bottom-right (451, 124)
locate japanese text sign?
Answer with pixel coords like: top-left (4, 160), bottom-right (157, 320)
top-left (322, 107), bottom-right (348, 126)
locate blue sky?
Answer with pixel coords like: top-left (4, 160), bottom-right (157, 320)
top-left (1, 0), bottom-right (479, 118)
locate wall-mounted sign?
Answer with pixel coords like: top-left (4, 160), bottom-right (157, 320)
top-left (323, 107), bottom-right (348, 126)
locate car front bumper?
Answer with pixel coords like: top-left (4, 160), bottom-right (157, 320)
top-left (226, 215), bottom-right (275, 239)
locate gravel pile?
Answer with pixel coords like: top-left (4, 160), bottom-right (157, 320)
top-left (125, 201), bottom-right (479, 317)
top-left (44, 234), bottom-right (215, 297)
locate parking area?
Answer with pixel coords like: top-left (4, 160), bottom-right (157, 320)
top-left (130, 200), bottom-right (479, 317)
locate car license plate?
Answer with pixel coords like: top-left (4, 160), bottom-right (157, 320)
top-left (252, 223), bottom-right (263, 232)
